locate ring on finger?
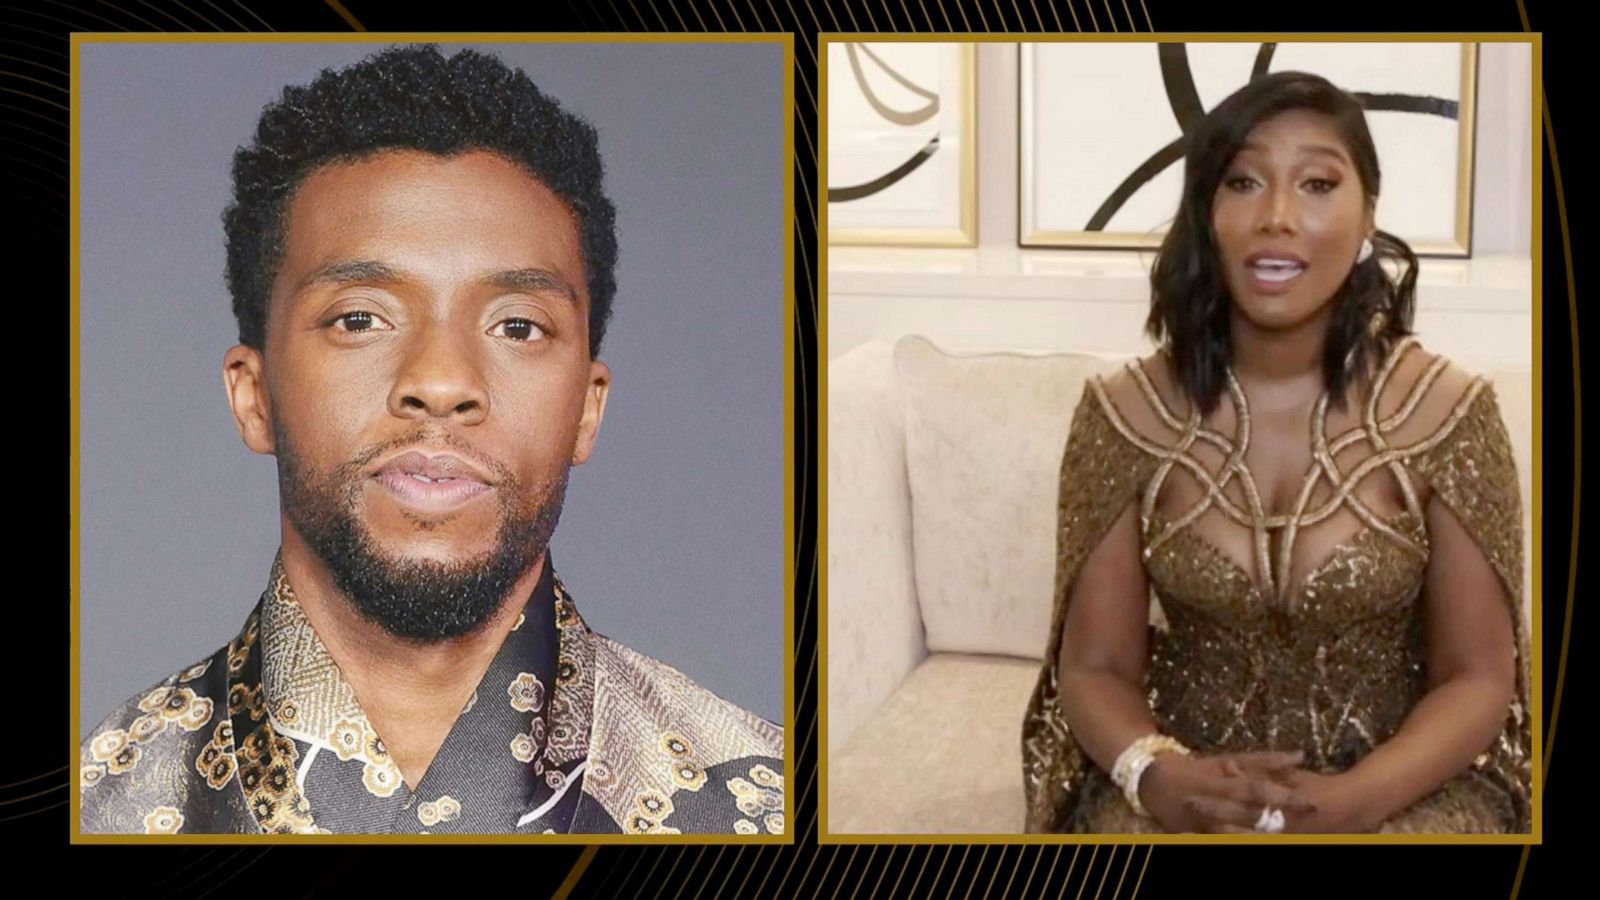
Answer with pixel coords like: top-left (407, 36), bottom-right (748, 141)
top-left (1253, 806), bottom-right (1285, 834)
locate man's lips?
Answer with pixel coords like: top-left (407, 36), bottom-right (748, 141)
top-left (370, 450), bottom-right (494, 514)
top-left (374, 450), bottom-right (493, 485)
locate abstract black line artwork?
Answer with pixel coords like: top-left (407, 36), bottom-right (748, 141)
top-left (828, 135), bottom-right (941, 203)
top-left (1022, 41), bottom-right (1477, 254)
top-left (828, 43), bottom-right (941, 203)
top-left (845, 42), bottom-right (940, 127)
top-left (826, 41), bottom-right (974, 245)
top-left (1093, 43), bottom-right (1463, 232)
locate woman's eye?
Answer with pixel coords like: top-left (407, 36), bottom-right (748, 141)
top-left (490, 318), bottom-right (547, 342)
top-left (1223, 174), bottom-right (1258, 192)
top-left (1304, 178), bottom-right (1339, 194)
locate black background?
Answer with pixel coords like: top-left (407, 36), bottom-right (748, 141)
top-left (9, 0), bottom-right (1588, 896)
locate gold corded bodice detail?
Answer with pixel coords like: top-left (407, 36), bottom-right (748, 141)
top-left (1087, 336), bottom-right (1489, 612)
top-left (1022, 335), bottom-right (1530, 833)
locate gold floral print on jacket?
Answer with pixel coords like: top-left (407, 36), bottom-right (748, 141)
top-left (81, 555), bottom-right (785, 835)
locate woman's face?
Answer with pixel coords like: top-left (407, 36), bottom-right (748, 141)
top-left (1210, 108), bottom-right (1374, 334)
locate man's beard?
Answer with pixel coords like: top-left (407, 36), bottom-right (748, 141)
top-left (273, 419), bottom-right (568, 644)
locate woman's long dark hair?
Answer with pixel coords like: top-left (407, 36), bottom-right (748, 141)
top-left (1146, 71), bottom-right (1418, 416)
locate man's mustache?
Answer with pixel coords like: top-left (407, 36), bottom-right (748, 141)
top-left (341, 428), bottom-right (516, 488)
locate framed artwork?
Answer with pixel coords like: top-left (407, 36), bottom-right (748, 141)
top-left (1019, 41), bottom-right (1478, 256)
top-left (826, 40), bottom-right (976, 246)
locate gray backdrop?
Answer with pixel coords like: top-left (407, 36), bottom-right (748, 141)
top-left (78, 41), bottom-right (786, 734)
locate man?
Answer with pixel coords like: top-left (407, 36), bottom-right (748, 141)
top-left (79, 44), bottom-right (784, 836)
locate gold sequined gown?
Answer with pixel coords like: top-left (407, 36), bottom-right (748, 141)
top-left (1021, 337), bottom-right (1531, 834)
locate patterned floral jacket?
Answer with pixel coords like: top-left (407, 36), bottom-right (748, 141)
top-left (79, 555), bottom-right (785, 835)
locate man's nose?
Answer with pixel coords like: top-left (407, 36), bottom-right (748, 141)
top-left (387, 324), bottom-right (490, 424)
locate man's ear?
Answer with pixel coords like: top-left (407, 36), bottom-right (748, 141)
top-left (223, 344), bottom-right (275, 456)
top-left (572, 359), bottom-right (611, 466)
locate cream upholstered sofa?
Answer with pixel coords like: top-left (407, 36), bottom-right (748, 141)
top-left (825, 336), bottom-right (1536, 835)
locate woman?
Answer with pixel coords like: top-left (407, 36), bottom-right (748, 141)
top-left (1020, 71), bottom-right (1531, 834)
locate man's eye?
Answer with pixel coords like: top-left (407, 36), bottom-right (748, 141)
top-left (490, 318), bottom-right (546, 342)
top-left (331, 311), bottom-right (388, 332)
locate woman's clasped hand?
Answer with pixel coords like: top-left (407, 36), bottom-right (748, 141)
top-left (1139, 750), bottom-right (1377, 834)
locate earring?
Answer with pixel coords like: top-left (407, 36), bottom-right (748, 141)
top-left (1356, 237), bottom-right (1374, 263)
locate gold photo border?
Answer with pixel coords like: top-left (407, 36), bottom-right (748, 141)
top-left (819, 31), bottom-right (1543, 847)
top-left (1017, 36), bottom-right (1479, 257)
top-left (69, 30), bottom-right (796, 847)
top-left (825, 41), bottom-right (978, 247)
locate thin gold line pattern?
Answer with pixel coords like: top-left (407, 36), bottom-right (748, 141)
top-left (196, 0), bottom-right (251, 29)
top-left (1536, 81), bottom-right (1577, 788)
top-left (28, 1), bottom-right (1568, 898)
top-left (92, 1), bottom-right (165, 31)
top-left (696, 844), bottom-right (736, 900)
top-left (130, 0), bottom-right (193, 29)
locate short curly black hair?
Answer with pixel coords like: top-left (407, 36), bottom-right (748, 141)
top-left (223, 44), bottom-right (618, 357)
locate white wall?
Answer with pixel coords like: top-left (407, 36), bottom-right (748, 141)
top-left (1473, 41), bottom-right (1534, 256)
top-left (975, 41), bottom-right (1531, 255)
top-left (828, 41), bottom-right (1535, 371)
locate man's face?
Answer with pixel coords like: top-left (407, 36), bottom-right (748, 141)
top-left (225, 149), bottom-right (609, 641)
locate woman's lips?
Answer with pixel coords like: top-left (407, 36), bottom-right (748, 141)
top-left (1244, 258), bottom-right (1307, 294)
top-left (372, 468), bottom-right (492, 513)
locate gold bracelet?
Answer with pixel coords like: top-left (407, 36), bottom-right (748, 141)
top-left (1111, 734), bottom-right (1191, 817)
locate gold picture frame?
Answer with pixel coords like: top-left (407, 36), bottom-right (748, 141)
top-left (1018, 38), bottom-right (1478, 257)
top-left (825, 39), bottom-right (977, 247)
